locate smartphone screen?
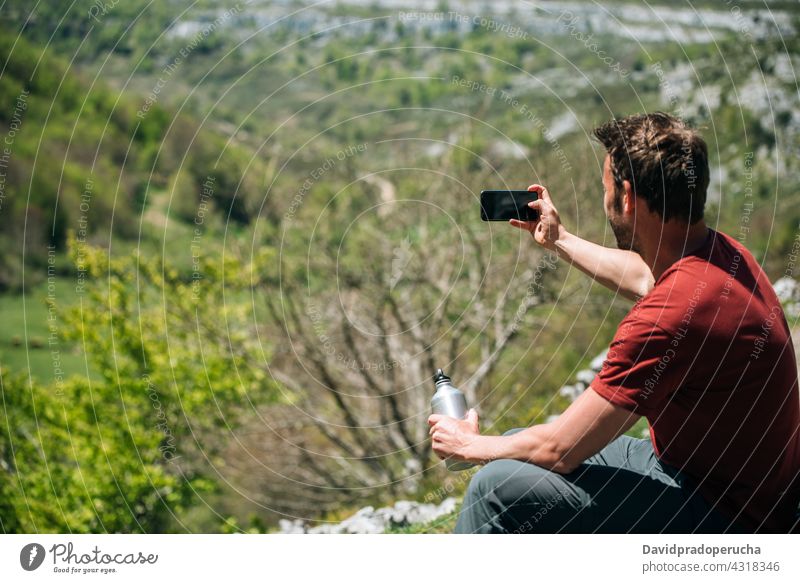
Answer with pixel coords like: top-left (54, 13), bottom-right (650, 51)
top-left (480, 190), bottom-right (539, 222)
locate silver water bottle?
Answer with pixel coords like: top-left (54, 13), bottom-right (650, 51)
top-left (430, 368), bottom-right (475, 471)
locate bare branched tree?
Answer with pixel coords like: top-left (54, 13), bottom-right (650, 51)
top-left (225, 173), bottom-right (580, 520)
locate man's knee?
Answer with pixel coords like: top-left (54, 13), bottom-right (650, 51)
top-left (467, 458), bottom-right (551, 506)
top-left (468, 458), bottom-right (519, 494)
top-left (464, 457), bottom-right (583, 533)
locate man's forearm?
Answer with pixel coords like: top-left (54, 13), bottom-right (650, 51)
top-left (455, 389), bottom-right (640, 477)
top-left (553, 231), bottom-right (653, 300)
top-left (467, 425), bottom-right (575, 473)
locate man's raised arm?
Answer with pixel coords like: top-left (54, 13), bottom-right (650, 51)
top-left (510, 184), bottom-right (654, 301)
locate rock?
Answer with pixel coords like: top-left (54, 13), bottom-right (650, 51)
top-left (590, 350), bottom-right (608, 372)
top-left (404, 457), bottom-right (422, 474)
top-left (307, 523), bottom-right (341, 534)
top-left (278, 518), bottom-right (306, 534)
top-left (557, 353), bottom-right (606, 403)
top-left (558, 384), bottom-right (586, 402)
top-left (285, 497), bottom-right (458, 534)
top-left (775, 277), bottom-right (800, 319)
top-left (437, 497), bottom-right (458, 515)
top-left (558, 384), bottom-right (580, 401)
top-left (340, 506), bottom-right (385, 534)
top-left (575, 369), bottom-right (596, 386)
top-left (774, 277), bottom-right (798, 301)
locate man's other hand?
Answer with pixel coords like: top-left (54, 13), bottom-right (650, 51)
top-left (509, 184), bottom-right (565, 251)
top-left (428, 409), bottom-right (480, 463)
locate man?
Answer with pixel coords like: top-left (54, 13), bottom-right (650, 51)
top-left (428, 112), bottom-right (800, 533)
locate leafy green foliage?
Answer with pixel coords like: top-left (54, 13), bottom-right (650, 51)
top-left (0, 24), bottom-right (268, 292)
top-left (0, 236), bottom-right (282, 532)
top-left (2, 0), bottom-right (799, 532)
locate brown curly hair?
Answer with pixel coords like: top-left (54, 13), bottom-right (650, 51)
top-left (593, 112), bottom-right (709, 224)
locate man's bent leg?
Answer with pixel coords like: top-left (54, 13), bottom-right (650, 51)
top-left (454, 429), bottom-right (705, 533)
top-left (455, 428), bottom-right (588, 534)
top-left (454, 456), bottom-right (589, 533)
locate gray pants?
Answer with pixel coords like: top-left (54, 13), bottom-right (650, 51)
top-left (454, 429), bottom-right (748, 534)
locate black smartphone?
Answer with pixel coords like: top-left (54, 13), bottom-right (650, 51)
top-left (480, 190), bottom-right (538, 222)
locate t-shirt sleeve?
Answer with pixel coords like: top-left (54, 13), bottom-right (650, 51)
top-left (590, 314), bottom-right (684, 418)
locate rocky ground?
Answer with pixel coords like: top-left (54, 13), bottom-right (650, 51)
top-left (278, 496), bottom-right (458, 533)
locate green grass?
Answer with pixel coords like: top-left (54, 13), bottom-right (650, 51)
top-left (0, 185), bottom-right (230, 383)
top-left (625, 417), bottom-right (650, 439)
top-left (0, 276), bottom-right (90, 382)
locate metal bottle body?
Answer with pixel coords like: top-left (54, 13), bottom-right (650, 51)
top-left (431, 376), bottom-right (475, 471)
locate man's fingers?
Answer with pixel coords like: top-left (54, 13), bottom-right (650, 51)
top-left (528, 199), bottom-right (543, 209)
top-left (509, 218), bottom-right (536, 231)
top-left (466, 408), bottom-right (479, 430)
top-left (528, 183), bottom-right (552, 202)
top-left (509, 219), bottom-right (539, 232)
top-left (428, 414), bottom-right (443, 426)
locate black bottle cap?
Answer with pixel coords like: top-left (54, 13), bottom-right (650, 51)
top-left (433, 368), bottom-right (451, 387)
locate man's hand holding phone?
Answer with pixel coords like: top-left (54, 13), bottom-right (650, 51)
top-left (509, 184), bottom-right (566, 252)
top-left (504, 183), bottom-right (654, 300)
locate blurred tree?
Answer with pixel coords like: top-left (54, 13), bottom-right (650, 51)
top-left (0, 235), bottom-right (283, 532)
top-left (225, 165), bottom-right (572, 522)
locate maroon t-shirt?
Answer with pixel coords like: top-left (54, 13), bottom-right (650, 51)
top-left (591, 228), bottom-right (800, 532)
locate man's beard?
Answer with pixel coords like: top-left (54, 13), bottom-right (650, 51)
top-left (608, 213), bottom-right (641, 255)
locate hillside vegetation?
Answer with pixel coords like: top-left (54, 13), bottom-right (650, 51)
top-left (1, 0), bottom-right (798, 532)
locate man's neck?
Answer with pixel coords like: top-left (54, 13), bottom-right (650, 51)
top-left (640, 220), bottom-right (709, 281)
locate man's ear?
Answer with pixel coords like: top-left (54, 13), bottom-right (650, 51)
top-left (622, 180), bottom-right (636, 215)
